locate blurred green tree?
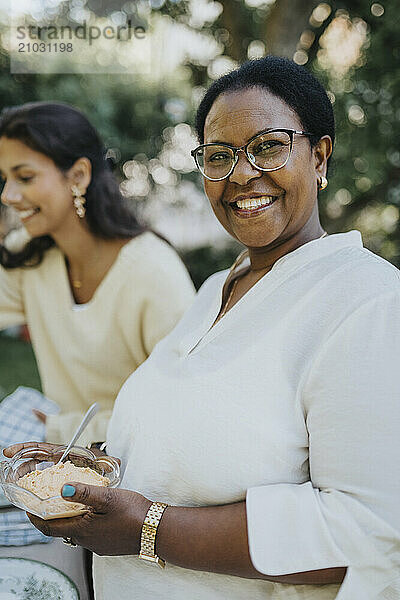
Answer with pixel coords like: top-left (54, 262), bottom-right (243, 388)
top-left (0, 0), bottom-right (398, 283)
top-left (197, 0), bottom-right (400, 265)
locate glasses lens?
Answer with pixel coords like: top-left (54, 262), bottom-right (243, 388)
top-left (196, 145), bottom-right (235, 180)
top-left (247, 131), bottom-right (291, 171)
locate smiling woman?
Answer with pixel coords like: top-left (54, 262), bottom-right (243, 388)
top-left (4, 59), bottom-right (400, 600)
top-left (0, 102), bottom-right (195, 598)
top-left (0, 102), bottom-right (194, 445)
top-left (191, 81), bottom-right (333, 321)
top-left (0, 137), bottom-right (83, 240)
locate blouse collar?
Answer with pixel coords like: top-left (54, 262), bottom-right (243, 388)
top-left (235, 230), bottom-right (363, 278)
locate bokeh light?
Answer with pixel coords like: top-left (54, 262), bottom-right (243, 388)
top-left (371, 3), bottom-right (385, 17)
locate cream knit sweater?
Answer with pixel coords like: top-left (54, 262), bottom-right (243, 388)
top-left (0, 232), bottom-right (195, 445)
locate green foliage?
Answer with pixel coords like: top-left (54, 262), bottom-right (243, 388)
top-left (0, 62), bottom-right (173, 163)
top-left (0, 334), bottom-right (41, 401)
top-left (181, 242), bottom-right (242, 290)
top-left (312, 0), bottom-right (400, 264)
top-left (0, 0), bottom-right (399, 273)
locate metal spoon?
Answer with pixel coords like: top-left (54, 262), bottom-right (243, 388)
top-left (57, 403), bottom-right (99, 465)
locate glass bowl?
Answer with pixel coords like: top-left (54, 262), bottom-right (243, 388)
top-left (0, 445), bottom-right (120, 520)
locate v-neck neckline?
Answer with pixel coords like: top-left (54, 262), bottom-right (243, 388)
top-left (58, 241), bottom-right (131, 309)
top-left (183, 231), bottom-right (363, 356)
top-left (185, 258), bottom-right (276, 355)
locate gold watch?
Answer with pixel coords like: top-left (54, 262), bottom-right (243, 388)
top-left (139, 501), bottom-right (168, 568)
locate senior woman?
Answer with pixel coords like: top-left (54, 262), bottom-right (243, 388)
top-left (6, 57), bottom-right (400, 599)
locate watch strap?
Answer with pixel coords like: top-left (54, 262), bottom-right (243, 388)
top-left (139, 501), bottom-right (168, 568)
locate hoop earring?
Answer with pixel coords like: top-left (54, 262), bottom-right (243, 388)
top-left (71, 185), bottom-right (86, 218)
top-left (318, 176), bottom-right (328, 190)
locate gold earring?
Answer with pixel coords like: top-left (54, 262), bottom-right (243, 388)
top-left (71, 185), bottom-right (86, 218)
top-left (319, 176), bottom-right (328, 190)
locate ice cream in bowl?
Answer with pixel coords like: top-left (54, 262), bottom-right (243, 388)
top-left (0, 445), bottom-right (120, 519)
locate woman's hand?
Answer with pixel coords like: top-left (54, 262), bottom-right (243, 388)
top-left (28, 483), bottom-right (151, 556)
top-left (4, 443), bottom-right (149, 559)
top-left (3, 441), bottom-right (61, 458)
top-left (3, 441), bottom-right (113, 461)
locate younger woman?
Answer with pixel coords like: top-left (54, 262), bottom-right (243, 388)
top-left (0, 102), bottom-right (195, 446)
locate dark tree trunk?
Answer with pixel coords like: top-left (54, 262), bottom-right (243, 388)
top-left (218, 0), bottom-right (256, 63)
top-left (265, 0), bottom-right (320, 57)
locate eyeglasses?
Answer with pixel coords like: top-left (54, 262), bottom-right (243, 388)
top-left (191, 128), bottom-right (314, 181)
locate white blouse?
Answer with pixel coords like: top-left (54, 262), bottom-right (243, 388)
top-left (96, 231), bottom-right (400, 600)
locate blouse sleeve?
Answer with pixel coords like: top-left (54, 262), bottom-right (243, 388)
top-left (46, 409), bottom-right (112, 447)
top-left (246, 291), bottom-right (400, 599)
top-left (0, 265), bottom-right (26, 330)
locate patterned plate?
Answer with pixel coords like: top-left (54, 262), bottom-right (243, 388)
top-left (0, 557), bottom-right (79, 599)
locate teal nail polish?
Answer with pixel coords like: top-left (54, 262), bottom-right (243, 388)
top-left (62, 485), bottom-right (76, 497)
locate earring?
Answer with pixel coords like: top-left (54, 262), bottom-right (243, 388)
top-left (318, 176), bottom-right (328, 190)
top-left (71, 185), bottom-right (86, 218)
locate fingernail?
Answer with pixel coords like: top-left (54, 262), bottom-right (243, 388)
top-left (62, 485), bottom-right (76, 497)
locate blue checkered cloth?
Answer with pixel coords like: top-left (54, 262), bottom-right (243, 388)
top-left (0, 508), bottom-right (50, 546)
top-left (0, 386), bottom-right (60, 546)
top-left (0, 386), bottom-right (59, 448)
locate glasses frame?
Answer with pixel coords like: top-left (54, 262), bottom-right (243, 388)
top-left (191, 128), bottom-right (314, 181)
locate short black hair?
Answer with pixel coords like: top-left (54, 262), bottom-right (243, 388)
top-left (195, 56), bottom-right (335, 154)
